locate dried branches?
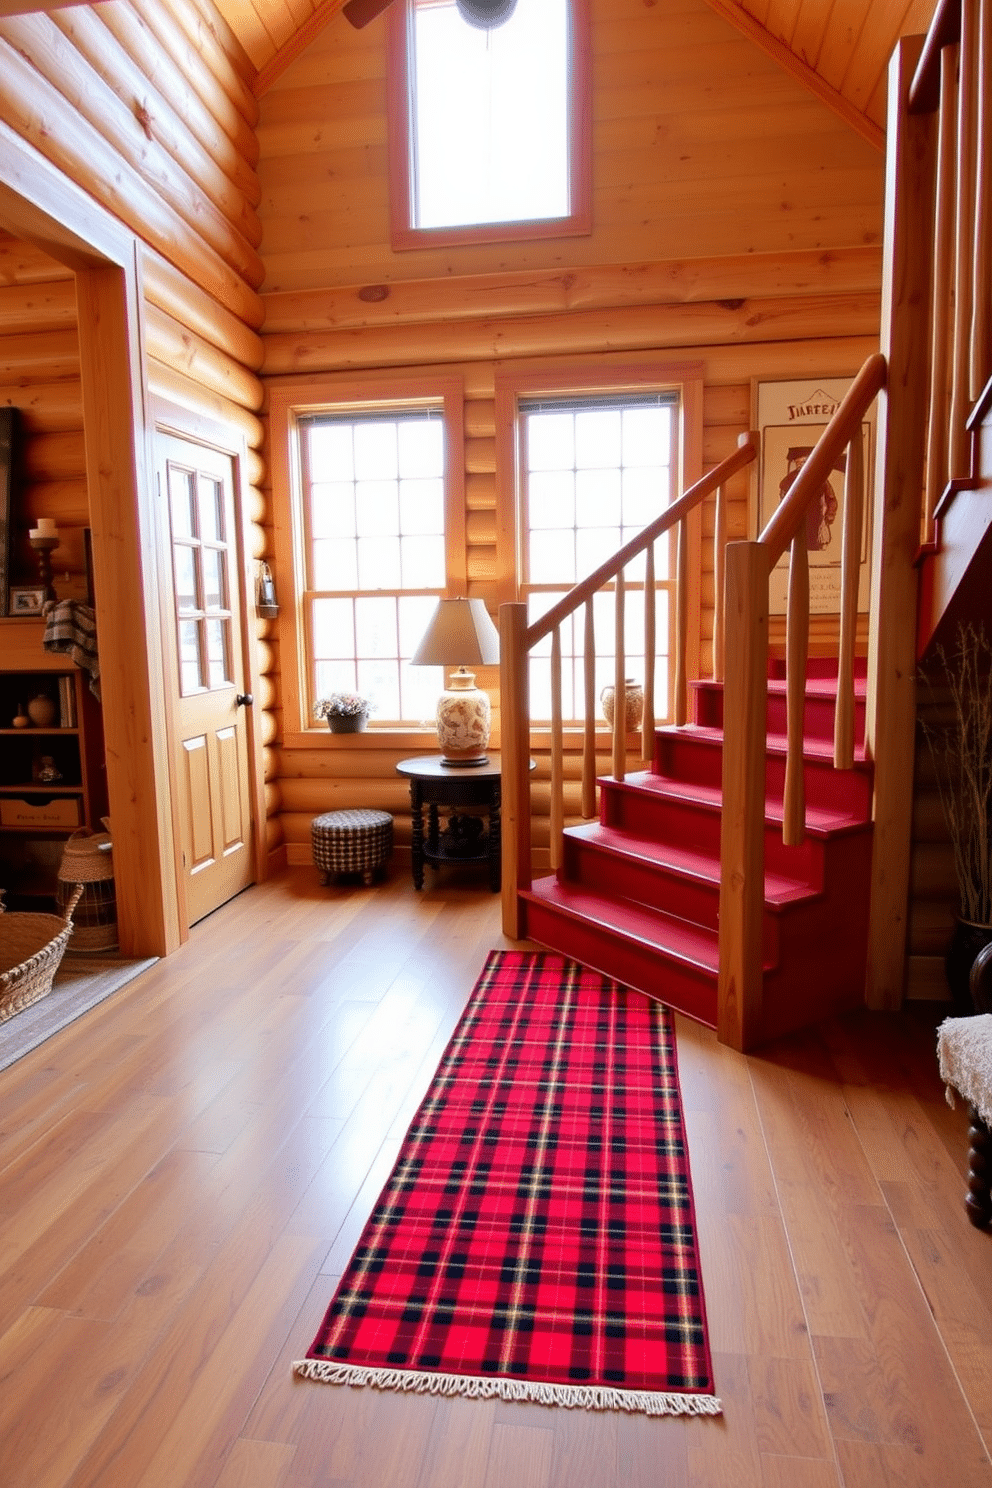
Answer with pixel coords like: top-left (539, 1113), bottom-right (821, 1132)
top-left (920, 623), bottom-right (992, 925)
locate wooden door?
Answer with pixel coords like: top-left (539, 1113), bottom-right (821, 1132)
top-left (158, 433), bottom-right (254, 926)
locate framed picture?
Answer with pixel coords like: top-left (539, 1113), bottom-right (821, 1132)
top-left (9, 586), bottom-right (46, 615)
top-left (753, 377), bottom-right (876, 615)
top-left (0, 407), bottom-right (14, 617)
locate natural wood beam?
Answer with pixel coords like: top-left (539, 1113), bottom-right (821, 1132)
top-left (261, 246), bottom-right (884, 334)
top-left (700, 0), bottom-right (886, 152)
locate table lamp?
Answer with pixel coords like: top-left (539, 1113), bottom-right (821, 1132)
top-left (411, 597), bottom-right (500, 765)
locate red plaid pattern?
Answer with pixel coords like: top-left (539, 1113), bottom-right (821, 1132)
top-left (299, 951), bottom-right (718, 1414)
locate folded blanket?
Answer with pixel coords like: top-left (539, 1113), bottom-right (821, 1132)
top-left (42, 600), bottom-right (100, 699)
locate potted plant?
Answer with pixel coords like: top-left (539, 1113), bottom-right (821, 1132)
top-left (920, 622), bottom-right (992, 1013)
top-left (314, 692), bottom-right (374, 734)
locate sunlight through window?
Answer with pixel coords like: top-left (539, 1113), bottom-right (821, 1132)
top-left (409, 0), bottom-right (570, 229)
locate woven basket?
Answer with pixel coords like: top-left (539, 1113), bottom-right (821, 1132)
top-left (0, 883), bottom-right (83, 1025)
top-left (57, 824), bottom-right (117, 952)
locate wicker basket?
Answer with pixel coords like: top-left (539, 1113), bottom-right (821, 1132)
top-left (58, 824), bottom-right (117, 952)
top-left (0, 883), bottom-right (84, 1025)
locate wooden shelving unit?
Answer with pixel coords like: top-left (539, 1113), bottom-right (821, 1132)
top-left (0, 617), bottom-right (108, 905)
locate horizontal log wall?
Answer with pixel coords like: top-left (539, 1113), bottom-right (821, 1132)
top-left (0, 234), bottom-right (88, 597)
top-left (0, 0), bottom-right (280, 853)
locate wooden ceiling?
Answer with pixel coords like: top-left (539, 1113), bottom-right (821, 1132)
top-left (0, 0), bottom-right (940, 146)
top-left (219, 0), bottom-right (939, 148)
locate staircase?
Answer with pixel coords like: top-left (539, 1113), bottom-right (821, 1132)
top-left (501, 4), bottom-right (990, 1048)
top-left (521, 663), bottom-right (873, 1042)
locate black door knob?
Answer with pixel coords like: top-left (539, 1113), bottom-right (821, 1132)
top-left (236, 693), bottom-right (253, 707)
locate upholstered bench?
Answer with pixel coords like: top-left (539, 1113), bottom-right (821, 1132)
top-left (937, 1012), bottom-right (992, 1229)
top-left (311, 809), bottom-right (393, 886)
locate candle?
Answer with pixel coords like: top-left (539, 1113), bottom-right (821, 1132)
top-left (29, 517), bottom-right (57, 539)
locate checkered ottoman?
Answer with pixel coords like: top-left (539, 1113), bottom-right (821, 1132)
top-left (311, 809), bottom-right (393, 886)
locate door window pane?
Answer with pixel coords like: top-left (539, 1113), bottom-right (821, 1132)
top-left (198, 479), bottom-right (222, 542)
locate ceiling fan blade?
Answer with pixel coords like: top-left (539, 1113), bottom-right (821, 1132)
top-left (342, 0), bottom-right (395, 27)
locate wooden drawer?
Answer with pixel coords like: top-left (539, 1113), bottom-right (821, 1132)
top-left (0, 796), bottom-right (82, 828)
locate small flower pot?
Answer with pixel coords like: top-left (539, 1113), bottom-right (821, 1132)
top-left (326, 711), bottom-right (368, 734)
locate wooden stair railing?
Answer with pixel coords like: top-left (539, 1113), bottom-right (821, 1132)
top-left (717, 354), bottom-right (886, 1051)
top-left (499, 433), bottom-right (758, 941)
top-left (909, 0), bottom-right (992, 542)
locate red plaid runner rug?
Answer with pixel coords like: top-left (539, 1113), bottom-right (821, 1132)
top-left (295, 950), bottom-right (719, 1416)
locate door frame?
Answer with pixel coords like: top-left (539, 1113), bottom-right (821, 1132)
top-left (0, 116), bottom-right (261, 955)
top-left (152, 402), bottom-right (267, 932)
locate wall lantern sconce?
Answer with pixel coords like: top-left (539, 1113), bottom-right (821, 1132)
top-left (257, 561), bottom-right (279, 618)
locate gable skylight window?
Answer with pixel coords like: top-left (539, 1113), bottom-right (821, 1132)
top-left (389, 0), bottom-right (590, 247)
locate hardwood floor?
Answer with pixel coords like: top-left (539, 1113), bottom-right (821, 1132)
top-left (0, 866), bottom-right (989, 1487)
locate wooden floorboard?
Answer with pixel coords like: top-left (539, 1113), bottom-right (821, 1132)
top-left (0, 867), bottom-right (989, 1487)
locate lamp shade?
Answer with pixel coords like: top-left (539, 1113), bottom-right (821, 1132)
top-left (410, 597), bottom-right (500, 667)
top-left (411, 598), bottom-right (500, 765)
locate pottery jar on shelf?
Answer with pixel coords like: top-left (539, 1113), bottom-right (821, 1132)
top-left (26, 693), bottom-right (58, 728)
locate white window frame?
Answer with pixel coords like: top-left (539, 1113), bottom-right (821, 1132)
top-left (494, 363), bottom-right (705, 726)
top-left (386, 0), bottom-right (592, 250)
top-left (269, 372), bottom-right (466, 744)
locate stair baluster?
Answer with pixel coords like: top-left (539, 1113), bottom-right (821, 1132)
top-left (643, 541), bottom-right (657, 765)
top-left (835, 423), bottom-right (864, 770)
top-left (581, 601), bottom-right (597, 819)
top-left (550, 627), bottom-right (564, 872)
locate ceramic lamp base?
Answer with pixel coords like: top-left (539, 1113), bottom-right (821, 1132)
top-left (436, 669), bottom-right (491, 766)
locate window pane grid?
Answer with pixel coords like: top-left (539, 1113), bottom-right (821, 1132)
top-left (521, 396), bottom-right (677, 724)
top-left (301, 409), bottom-right (446, 725)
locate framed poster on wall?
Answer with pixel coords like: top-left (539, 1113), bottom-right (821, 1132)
top-left (0, 407), bottom-right (14, 617)
top-left (752, 378), bottom-right (875, 615)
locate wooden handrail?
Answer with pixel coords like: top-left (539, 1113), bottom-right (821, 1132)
top-left (526, 433), bottom-right (758, 649)
top-left (501, 431), bottom-right (760, 943)
top-left (908, 0), bottom-right (961, 112)
top-left (759, 353), bottom-right (887, 565)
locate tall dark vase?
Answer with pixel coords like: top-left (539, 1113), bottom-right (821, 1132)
top-left (945, 917), bottom-right (992, 1015)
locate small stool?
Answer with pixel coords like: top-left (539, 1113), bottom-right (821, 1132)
top-left (311, 809), bottom-right (393, 886)
top-left (937, 1012), bottom-right (992, 1228)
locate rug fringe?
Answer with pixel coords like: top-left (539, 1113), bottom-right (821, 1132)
top-left (292, 1359), bottom-right (721, 1418)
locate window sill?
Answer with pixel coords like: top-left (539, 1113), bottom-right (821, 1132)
top-left (282, 724), bottom-right (658, 753)
top-left (283, 726), bottom-right (442, 751)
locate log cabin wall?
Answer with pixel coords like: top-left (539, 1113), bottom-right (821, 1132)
top-left (0, 0), bottom-right (284, 867)
top-left (258, 0), bottom-right (891, 878)
top-left (0, 235), bottom-right (87, 592)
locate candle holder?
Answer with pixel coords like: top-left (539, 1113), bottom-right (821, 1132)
top-left (28, 534), bottom-right (59, 603)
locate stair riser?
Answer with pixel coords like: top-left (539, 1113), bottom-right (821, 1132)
top-left (600, 781), bottom-right (827, 888)
top-left (761, 839), bottom-right (871, 1038)
top-left (692, 682), bottom-right (865, 743)
top-left (521, 894), bottom-right (718, 1028)
top-left (652, 733), bottom-right (873, 816)
top-left (560, 835), bottom-right (781, 963)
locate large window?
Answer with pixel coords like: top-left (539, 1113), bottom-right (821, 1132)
top-left (517, 390), bottom-right (680, 722)
top-left (388, 0), bottom-right (590, 248)
top-left (272, 377), bottom-right (466, 733)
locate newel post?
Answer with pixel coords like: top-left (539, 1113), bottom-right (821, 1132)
top-left (865, 33), bottom-right (932, 1010)
top-left (718, 541), bottom-right (770, 1051)
top-left (499, 603), bottom-right (531, 940)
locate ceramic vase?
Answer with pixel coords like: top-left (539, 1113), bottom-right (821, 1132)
top-left (601, 678), bottom-right (644, 730)
top-left (26, 693), bottom-right (57, 728)
top-left (945, 916), bottom-right (992, 1015)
